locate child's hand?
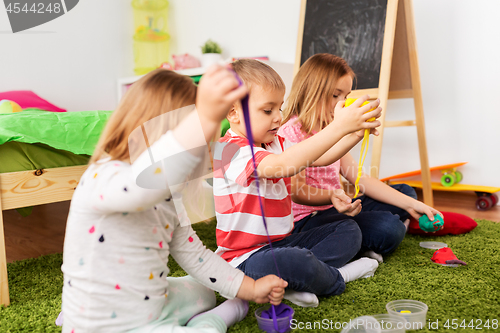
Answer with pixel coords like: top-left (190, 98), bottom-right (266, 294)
top-left (330, 189), bottom-right (362, 216)
top-left (332, 95), bottom-right (382, 136)
top-left (253, 275), bottom-right (288, 305)
top-left (407, 201), bottom-right (444, 231)
top-left (196, 64), bottom-right (248, 123)
top-left (353, 127), bottom-right (380, 138)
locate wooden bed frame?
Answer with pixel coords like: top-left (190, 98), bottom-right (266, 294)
top-left (0, 165), bottom-right (88, 306)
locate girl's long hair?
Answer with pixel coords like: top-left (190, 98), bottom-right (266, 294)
top-left (91, 69), bottom-right (197, 164)
top-left (282, 53), bottom-right (354, 135)
top-left (90, 69), bottom-right (212, 222)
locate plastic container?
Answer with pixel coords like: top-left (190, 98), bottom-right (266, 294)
top-left (133, 37), bottom-right (170, 75)
top-left (255, 305), bottom-right (294, 333)
top-left (132, 0), bottom-right (169, 33)
top-left (386, 300), bottom-right (428, 330)
top-left (132, 0), bottom-right (170, 75)
top-left (419, 241), bottom-right (447, 249)
top-left (340, 314), bottom-right (407, 333)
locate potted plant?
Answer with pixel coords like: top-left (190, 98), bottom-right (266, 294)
top-left (200, 39), bottom-right (223, 68)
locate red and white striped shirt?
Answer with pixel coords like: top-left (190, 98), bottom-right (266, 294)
top-left (213, 129), bottom-right (295, 267)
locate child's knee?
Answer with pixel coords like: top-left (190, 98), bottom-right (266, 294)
top-left (277, 248), bottom-right (319, 278)
top-left (396, 184), bottom-right (417, 200)
top-left (350, 220), bottom-right (363, 246)
top-left (377, 214), bottom-right (406, 253)
top-left (384, 214), bottom-right (406, 235)
top-left (337, 219), bottom-right (363, 249)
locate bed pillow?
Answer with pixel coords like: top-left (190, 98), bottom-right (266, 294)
top-left (408, 211), bottom-right (477, 236)
top-left (0, 90), bottom-right (66, 112)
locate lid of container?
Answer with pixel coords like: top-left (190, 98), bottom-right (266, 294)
top-left (419, 241), bottom-right (447, 249)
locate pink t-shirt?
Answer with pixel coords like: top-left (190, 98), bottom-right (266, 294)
top-left (278, 116), bottom-right (342, 222)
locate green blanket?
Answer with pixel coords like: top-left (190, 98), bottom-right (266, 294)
top-left (0, 141), bottom-right (90, 173)
top-left (0, 109), bottom-right (112, 155)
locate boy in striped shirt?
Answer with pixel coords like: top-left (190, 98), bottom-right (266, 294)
top-left (213, 59), bottom-right (382, 307)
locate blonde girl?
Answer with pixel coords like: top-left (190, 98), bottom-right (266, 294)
top-left (279, 53), bottom-right (441, 262)
top-left (61, 66), bottom-right (286, 333)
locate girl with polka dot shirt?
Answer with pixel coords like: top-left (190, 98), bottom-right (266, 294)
top-left (60, 66), bottom-right (287, 333)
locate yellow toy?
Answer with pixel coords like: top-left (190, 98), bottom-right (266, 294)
top-left (344, 98), bottom-right (376, 198)
top-left (132, 0), bottom-right (170, 75)
top-left (0, 100), bottom-right (22, 114)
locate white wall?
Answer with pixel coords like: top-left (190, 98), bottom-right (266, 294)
top-left (375, 0), bottom-right (500, 190)
top-left (0, 0), bottom-right (134, 111)
top-left (168, 0), bottom-right (301, 64)
top-left (1, 0), bottom-right (499, 194)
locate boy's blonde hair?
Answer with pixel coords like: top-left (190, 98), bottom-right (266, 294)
top-left (232, 59), bottom-right (285, 93)
top-left (90, 69), bottom-right (197, 164)
top-left (282, 53), bottom-right (354, 135)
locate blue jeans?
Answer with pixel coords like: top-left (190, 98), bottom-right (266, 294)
top-left (237, 219), bottom-right (362, 297)
top-left (292, 184), bottom-right (417, 255)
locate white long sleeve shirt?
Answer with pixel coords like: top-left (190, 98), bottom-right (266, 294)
top-left (62, 131), bottom-right (245, 333)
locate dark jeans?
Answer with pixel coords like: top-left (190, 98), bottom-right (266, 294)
top-left (292, 184), bottom-right (417, 255)
top-left (237, 219), bottom-right (362, 296)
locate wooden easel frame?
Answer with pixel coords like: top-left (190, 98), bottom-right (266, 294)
top-left (295, 0), bottom-right (433, 206)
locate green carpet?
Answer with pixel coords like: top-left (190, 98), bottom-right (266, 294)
top-left (1, 220), bottom-right (499, 332)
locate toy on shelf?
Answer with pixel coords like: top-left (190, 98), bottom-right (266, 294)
top-left (132, 0), bottom-right (170, 75)
top-left (172, 53), bottom-right (201, 70)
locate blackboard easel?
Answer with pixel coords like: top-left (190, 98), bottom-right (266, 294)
top-left (295, 0), bottom-right (433, 206)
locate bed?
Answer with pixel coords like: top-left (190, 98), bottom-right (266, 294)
top-left (0, 108), bottom-right (112, 306)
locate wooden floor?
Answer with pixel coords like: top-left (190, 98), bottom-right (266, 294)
top-left (2, 191), bottom-right (499, 263)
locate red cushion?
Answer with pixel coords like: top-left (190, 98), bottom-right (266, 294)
top-left (0, 91), bottom-right (66, 112)
top-left (408, 211), bottom-right (477, 236)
